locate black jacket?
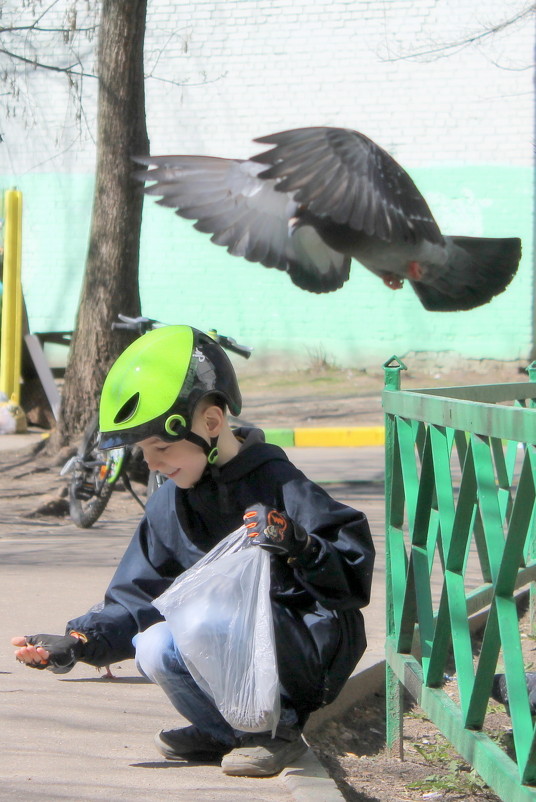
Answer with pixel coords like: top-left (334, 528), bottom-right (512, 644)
top-left (68, 429), bottom-right (375, 716)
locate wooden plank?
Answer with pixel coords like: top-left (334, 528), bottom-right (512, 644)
top-left (24, 334), bottom-right (61, 421)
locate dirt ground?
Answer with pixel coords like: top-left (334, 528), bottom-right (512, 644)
top-left (2, 357), bottom-right (533, 801)
top-left (307, 687), bottom-right (509, 802)
top-left (235, 357), bottom-right (530, 431)
top-left (308, 601), bottom-right (536, 802)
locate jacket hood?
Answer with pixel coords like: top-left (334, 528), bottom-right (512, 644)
top-left (219, 426), bottom-right (290, 482)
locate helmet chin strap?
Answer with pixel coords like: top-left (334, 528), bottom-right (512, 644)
top-left (185, 430), bottom-right (231, 511)
top-left (185, 431), bottom-right (219, 463)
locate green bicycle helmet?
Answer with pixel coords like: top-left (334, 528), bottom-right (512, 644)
top-left (98, 325), bottom-right (242, 455)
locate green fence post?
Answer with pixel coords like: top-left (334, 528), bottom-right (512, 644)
top-left (527, 361), bottom-right (536, 637)
top-left (383, 356), bottom-right (407, 757)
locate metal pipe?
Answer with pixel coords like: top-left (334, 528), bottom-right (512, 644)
top-left (0, 190), bottom-right (23, 403)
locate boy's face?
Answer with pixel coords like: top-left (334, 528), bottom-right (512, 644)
top-left (137, 432), bottom-right (208, 489)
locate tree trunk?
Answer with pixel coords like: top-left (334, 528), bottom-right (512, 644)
top-left (58, 0), bottom-right (149, 445)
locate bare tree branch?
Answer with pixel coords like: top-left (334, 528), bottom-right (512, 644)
top-left (382, 4), bottom-right (536, 62)
top-left (145, 71), bottom-right (227, 88)
top-left (33, 0), bottom-right (64, 28)
top-left (0, 46), bottom-right (97, 78)
top-left (0, 25), bottom-right (96, 33)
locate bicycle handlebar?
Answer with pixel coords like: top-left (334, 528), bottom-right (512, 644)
top-left (111, 316), bottom-right (252, 358)
top-left (209, 331), bottom-right (252, 359)
top-left (111, 315), bottom-right (161, 336)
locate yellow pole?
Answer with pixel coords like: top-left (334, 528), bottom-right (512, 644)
top-left (0, 189), bottom-right (23, 404)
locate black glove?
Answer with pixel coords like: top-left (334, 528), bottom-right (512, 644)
top-left (22, 633), bottom-right (86, 674)
top-left (243, 503), bottom-right (309, 557)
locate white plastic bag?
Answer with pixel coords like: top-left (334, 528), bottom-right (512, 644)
top-left (153, 526), bottom-right (280, 733)
top-left (0, 400), bottom-right (27, 434)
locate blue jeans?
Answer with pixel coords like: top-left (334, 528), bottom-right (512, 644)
top-left (134, 621), bottom-right (298, 745)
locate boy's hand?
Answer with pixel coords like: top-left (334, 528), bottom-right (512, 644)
top-left (11, 633), bottom-right (85, 673)
top-left (243, 503), bottom-right (308, 557)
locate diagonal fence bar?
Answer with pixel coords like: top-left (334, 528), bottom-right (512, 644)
top-left (383, 357), bottom-right (536, 800)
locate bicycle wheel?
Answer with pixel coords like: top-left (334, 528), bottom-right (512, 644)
top-left (68, 415), bottom-right (121, 528)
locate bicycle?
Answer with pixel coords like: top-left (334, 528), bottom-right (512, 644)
top-left (61, 315), bottom-right (252, 528)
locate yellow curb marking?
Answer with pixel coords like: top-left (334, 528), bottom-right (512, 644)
top-left (294, 426), bottom-right (385, 448)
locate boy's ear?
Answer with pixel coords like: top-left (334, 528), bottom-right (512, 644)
top-left (204, 404), bottom-right (224, 435)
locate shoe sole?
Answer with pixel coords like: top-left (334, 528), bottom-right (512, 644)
top-left (221, 736), bottom-right (308, 777)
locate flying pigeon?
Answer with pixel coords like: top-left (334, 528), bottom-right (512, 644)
top-left (134, 127), bottom-right (521, 311)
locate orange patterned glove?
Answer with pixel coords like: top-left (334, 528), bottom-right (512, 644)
top-left (243, 503), bottom-right (308, 557)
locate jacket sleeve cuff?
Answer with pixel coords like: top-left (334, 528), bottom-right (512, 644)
top-left (287, 534), bottom-right (324, 568)
top-left (64, 627), bottom-right (116, 667)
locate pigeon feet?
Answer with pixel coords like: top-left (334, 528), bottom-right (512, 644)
top-left (382, 274), bottom-right (404, 290)
top-left (381, 261), bottom-right (423, 290)
top-left (407, 260), bottom-right (424, 280)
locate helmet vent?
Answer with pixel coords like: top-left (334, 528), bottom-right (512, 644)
top-left (114, 393), bottom-right (140, 424)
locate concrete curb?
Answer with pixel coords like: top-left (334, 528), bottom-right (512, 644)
top-left (282, 659), bottom-right (386, 801)
top-left (0, 426), bottom-right (386, 451)
top-left (282, 748), bottom-right (347, 801)
top-left (265, 425), bottom-right (385, 448)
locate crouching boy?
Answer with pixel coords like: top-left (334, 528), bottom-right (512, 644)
top-left (12, 325), bottom-right (375, 777)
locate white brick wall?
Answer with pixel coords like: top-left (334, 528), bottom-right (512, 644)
top-left (1, 0), bottom-right (532, 173)
top-left (0, 0), bottom-right (533, 366)
top-left (142, 0), bottom-right (533, 167)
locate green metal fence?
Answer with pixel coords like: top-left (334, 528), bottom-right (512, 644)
top-left (383, 357), bottom-right (536, 801)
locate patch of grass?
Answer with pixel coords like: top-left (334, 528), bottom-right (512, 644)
top-left (406, 707), bottom-right (429, 721)
top-left (238, 366), bottom-right (376, 397)
top-left (407, 737), bottom-right (491, 796)
top-left (486, 703), bottom-right (506, 715)
top-left (487, 726), bottom-right (516, 760)
top-left (304, 344), bottom-right (340, 373)
top-left (412, 740), bottom-right (454, 764)
top-left (407, 766), bottom-right (490, 795)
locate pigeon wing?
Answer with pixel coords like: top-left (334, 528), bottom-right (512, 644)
top-left (251, 127), bottom-right (444, 247)
top-left (134, 155), bottom-right (350, 292)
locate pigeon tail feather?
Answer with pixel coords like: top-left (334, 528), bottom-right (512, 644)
top-left (410, 236), bottom-right (521, 311)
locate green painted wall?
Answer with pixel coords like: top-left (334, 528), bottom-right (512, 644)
top-left (2, 163), bottom-right (532, 369)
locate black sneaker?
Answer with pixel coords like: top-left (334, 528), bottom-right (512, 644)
top-left (154, 725), bottom-right (233, 762)
top-left (221, 733), bottom-right (308, 776)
